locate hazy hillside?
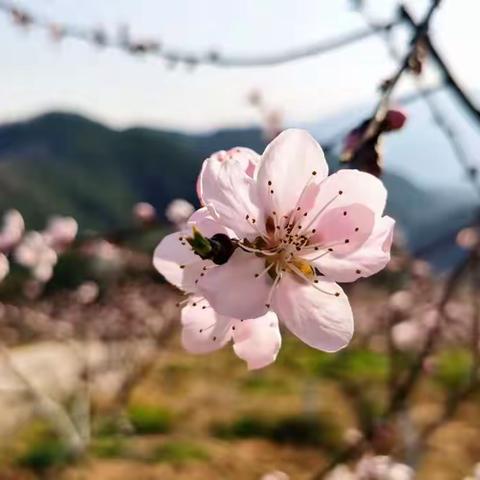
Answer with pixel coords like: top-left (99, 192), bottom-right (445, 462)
top-left (0, 111), bottom-right (476, 268)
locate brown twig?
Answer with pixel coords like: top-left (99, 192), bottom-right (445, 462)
top-left (0, 0), bottom-right (401, 68)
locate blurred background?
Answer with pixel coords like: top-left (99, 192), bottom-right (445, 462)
top-left (0, 1), bottom-right (480, 479)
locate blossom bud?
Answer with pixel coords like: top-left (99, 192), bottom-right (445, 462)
top-left (165, 198), bottom-right (194, 228)
top-left (456, 227), bottom-right (480, 250)
top-left (133, 202), bottom-right (157, 224)
top-left (384, 109), bottom-right (407, 131)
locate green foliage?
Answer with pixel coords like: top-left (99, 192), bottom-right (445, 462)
top-left (150, 441), bottom-right (209, 464)
top-left (212, 413), bottom-right (341, 450)
top-left (127, 404), bottom-right (173, 435)
top-left (240, 374), bottom-right (293, 395)
top-left (318, 349), bottom-right (389, 384)
top-left (90, 436), bottom-right (126, 458)
top-left (279, 341), bottom-right (388, 385)
top-left (434, 348), bottom-right (473, 390)
top-left (16, 437), bottom-right (72, 471)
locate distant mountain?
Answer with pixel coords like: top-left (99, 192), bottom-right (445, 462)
top-left (0, 111), bottom-right (476, 269)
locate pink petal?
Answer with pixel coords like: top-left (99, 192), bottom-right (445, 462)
top-left (187, 207), bottom-right (233, 237)
top-left (181, 297), bottom-right (233, 353)
top-left (308, 216), bottom-right (395, 282)
top-left (153, 208), bottom-right (230, 292)
top-left (307, 203), bottom-right (375, 256)
top-left (198, 249), bottom-right (271, 319)
top-left (153, 231), bottom-right (210, 291)
top-left (256, 129), bottom-right (328, 219)
top-left (232, 312), bottom-right (282, 370)
top-left (312, 169), bottom-right (387, 220)
top-left (272, 274), bottom-right (353, 352)
top-left (197, 149), bottom-right (262, 238)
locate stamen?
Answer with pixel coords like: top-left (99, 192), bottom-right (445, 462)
top-left (288, 263), bottom-right (339, 296)
top-left (255, 262), bottom-right (275, 278)
top-left (238, 242), bottom-right (278, 256)
top-left (298, 192), bottom-right (341, 236)
top-left (265, 264), bottom-right (282, 308)
top-left (308, 249), bottom-right (332, 262)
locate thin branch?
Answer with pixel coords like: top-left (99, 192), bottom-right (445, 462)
top-left (0, 0), bottom-right (402, 68)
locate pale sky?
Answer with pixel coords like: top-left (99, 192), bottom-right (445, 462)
top-left (0, 0), bottom-right (479, 131)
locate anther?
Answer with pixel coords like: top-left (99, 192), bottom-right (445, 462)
top-left (312, 171), bottom-right (317, 175)
top-left (339, 190), bottom-right (343, 195)
top-left (345, 239), bottom-right (350, 244)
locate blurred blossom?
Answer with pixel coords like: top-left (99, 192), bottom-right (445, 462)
top-left (75, 281), bottom-right (100, 304)
top-left (262, 109), bottom-right (283, 142)
top-left (133, 201), bottom-right (157, 224)
top-left (343, 427), bottom-right (364, 445)
top-left (165, 198), bottom-right (195, 228)
top-left (260, 472), bottom-right (289, 480)
top-left (356, 455), bottom-right (414, 480)
top-left (14, 231), bottom-right (57, 282)
top-left (248, 88), bottom-right (262, 106)
top-left (456, 227), bottom-right (480, 250)
top-left (410, 260), bottom-right (431, 280)
top-left (463, 463), bottom-right (480, 480)
top-left (388, 291), bottom-right (414, 315)
top-left (0, 253), bottom-right (9, 283)
top-left (392, 320), bottom-right (423, 351)
top-left (422, 356), bottom-right (437, 375)
top-left (43, 215), bottom-right (78, 252)
top-left (0, 209), bottom-right (25, 252)
top-left (325, 465), bottom-right (356, 480)
top-left (22, 279), bottom-right (44, 300)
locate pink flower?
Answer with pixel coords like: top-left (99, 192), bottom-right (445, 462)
top-left (356, 455), bottom-right (414, 480)
top-left (43, 215), bottom-right (78, 252)
top-left (155, 208), bottom-right (281, 369)
top-left (133, 202), bottom-right (157, 224)
top-left (14, 231), bottom-right (57, 282)
top-left (0, 253), bottom-right (9, 283)
top-left (154, 129), bottom-right (394, 359)
top-left (0, 209), bottom-right (25, 252)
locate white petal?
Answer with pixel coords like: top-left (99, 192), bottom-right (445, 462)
top-left (232, 312), bottom-right (282, 369)
top-left (256, 129), bottom-right (328, 219)
top-left (198, 151), bottom-right (263, 238)
top-left (181, 297), bottom-right (233, 354)
top-left (307, 216), bottom-right (395, 282)
top-left (272, 273), bottom-right (353, 352)
top-left (198, 249), bottom-right (271, 319)
top-left (311, 169), bottom-right (387, 220)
